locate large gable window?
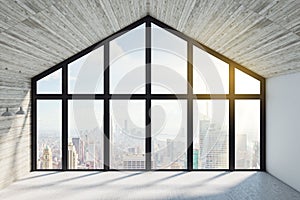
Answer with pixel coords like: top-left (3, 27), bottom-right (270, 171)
top-left (32, 16), bottom-right (265, 171)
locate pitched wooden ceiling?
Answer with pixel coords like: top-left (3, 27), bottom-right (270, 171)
top-left (0, 0), bottom-right (299, 79)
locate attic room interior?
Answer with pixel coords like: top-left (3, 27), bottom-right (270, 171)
top-left (0, 0), bottom-right (299, 199)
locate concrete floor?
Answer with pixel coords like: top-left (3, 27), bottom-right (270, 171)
top-left (0, 171), bottom-right (299, 200)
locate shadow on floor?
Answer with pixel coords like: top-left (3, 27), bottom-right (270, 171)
top-left (2, 172), bottom-right (300, 200)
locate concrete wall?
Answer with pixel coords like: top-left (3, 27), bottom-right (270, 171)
top-left (266, 72), bottom-right (300, 192)
top-left (0, 69), bottom-right (31, 189)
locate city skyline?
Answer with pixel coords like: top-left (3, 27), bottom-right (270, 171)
top-left (37, 98), bottom-right (259, 170)
top-left (35, 21), bottom-right (261, 170)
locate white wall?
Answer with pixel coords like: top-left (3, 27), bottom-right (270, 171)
top-left (267, 72), bottom-right (300, 192)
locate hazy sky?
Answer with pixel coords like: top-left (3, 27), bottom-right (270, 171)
top-left (36, 22), bottom-right (260, 138)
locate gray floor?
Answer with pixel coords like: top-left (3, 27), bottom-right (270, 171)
top-left (0, 171), bottom-right (299, 200)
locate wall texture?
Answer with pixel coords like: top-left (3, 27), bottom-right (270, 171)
top-left (0, 0), bottom-right (300, 79)
top-left (266, 71), bottom-right (300, 192)
top-left (0, 69), bottom-right (31, 189)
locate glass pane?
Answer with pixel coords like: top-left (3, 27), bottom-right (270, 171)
top-left (152, 24), bottom-right (187, 94)
top-left (235, 100), bottom-right (260, 169)
top-left (193, 46), bottom-right (229, 94)
top-left (37, 100), bottom-right (62, 169)
top-left (110, 24), bottom-right (145, 94)
top-left (193, 100), bottom-right (229, 169)
top-left (110, 100), bottom-right (145, 169)
top-left (68, 100), bottom-right (103, 169)
top-left (235, 68), bottom-right (260, 94)
top-left (152, 100), bottom-right (187, 169)
top-left (68, 47), bottom-right (104, 94)
top-left (37, 69), bottom-right (62, 94)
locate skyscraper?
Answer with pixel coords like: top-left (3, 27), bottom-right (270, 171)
top-left (68, 142), bottom-right (78, 169)
top-left (123, 154), bottom-right (145, 169)
top-left (198, 120), bottom-right (228, 169)
top-left (193, 149), bottom-right (199, 169)
top-left (72, 137), bottom-right (85, 165)
top-left (235, 134), bottom-right (248, 168)
top-left (41, 146), bottom-right (53, 169)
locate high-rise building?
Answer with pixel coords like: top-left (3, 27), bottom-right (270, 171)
top-left (123, 154), bottom-right (145, 169)
top-left (128, 147), bottom-right (136, 154)
top-left (167, 139), bottom-right (174, 162)
top-left (198, 120), bottom-right (228, 169)
top-left (68, 142), bottom-right (78, 169)
top-left (193, 149), bottom-right (199, 169)
top-left (236, 134), bottom-right (248, 168)
top-left (85, 142), bottom-right (96, 169)
top-left (252, 141), bottom-right (260, 168)
top-left (72, 137), bottom-right (85, 164)
top-left (41, 146), bottom-right (53, 169)
top-left (124, 120), bottom-right (128, 132)
top-left (236, 134), bottom-right (247, 152)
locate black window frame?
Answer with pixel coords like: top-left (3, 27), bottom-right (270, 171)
top-left (31, 15), bottom-right (265, 171)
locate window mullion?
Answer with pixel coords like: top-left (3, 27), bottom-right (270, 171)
top-left (260, 79), bottom-right (266, 171)
top-left (31, 80), bottom-right (37, 171)
top-left (62, 64), bottom-right (68, 170)
top-left (32, 17), bottom-right (265, 172)
top-left (187, 42), bottom-right (193, 170)
top-left (104, 42), bottom-right (110, 170)
top-left (229, 64), bottom-right (235, 170)
top-left (146, 21), bottom-right (151, 170)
